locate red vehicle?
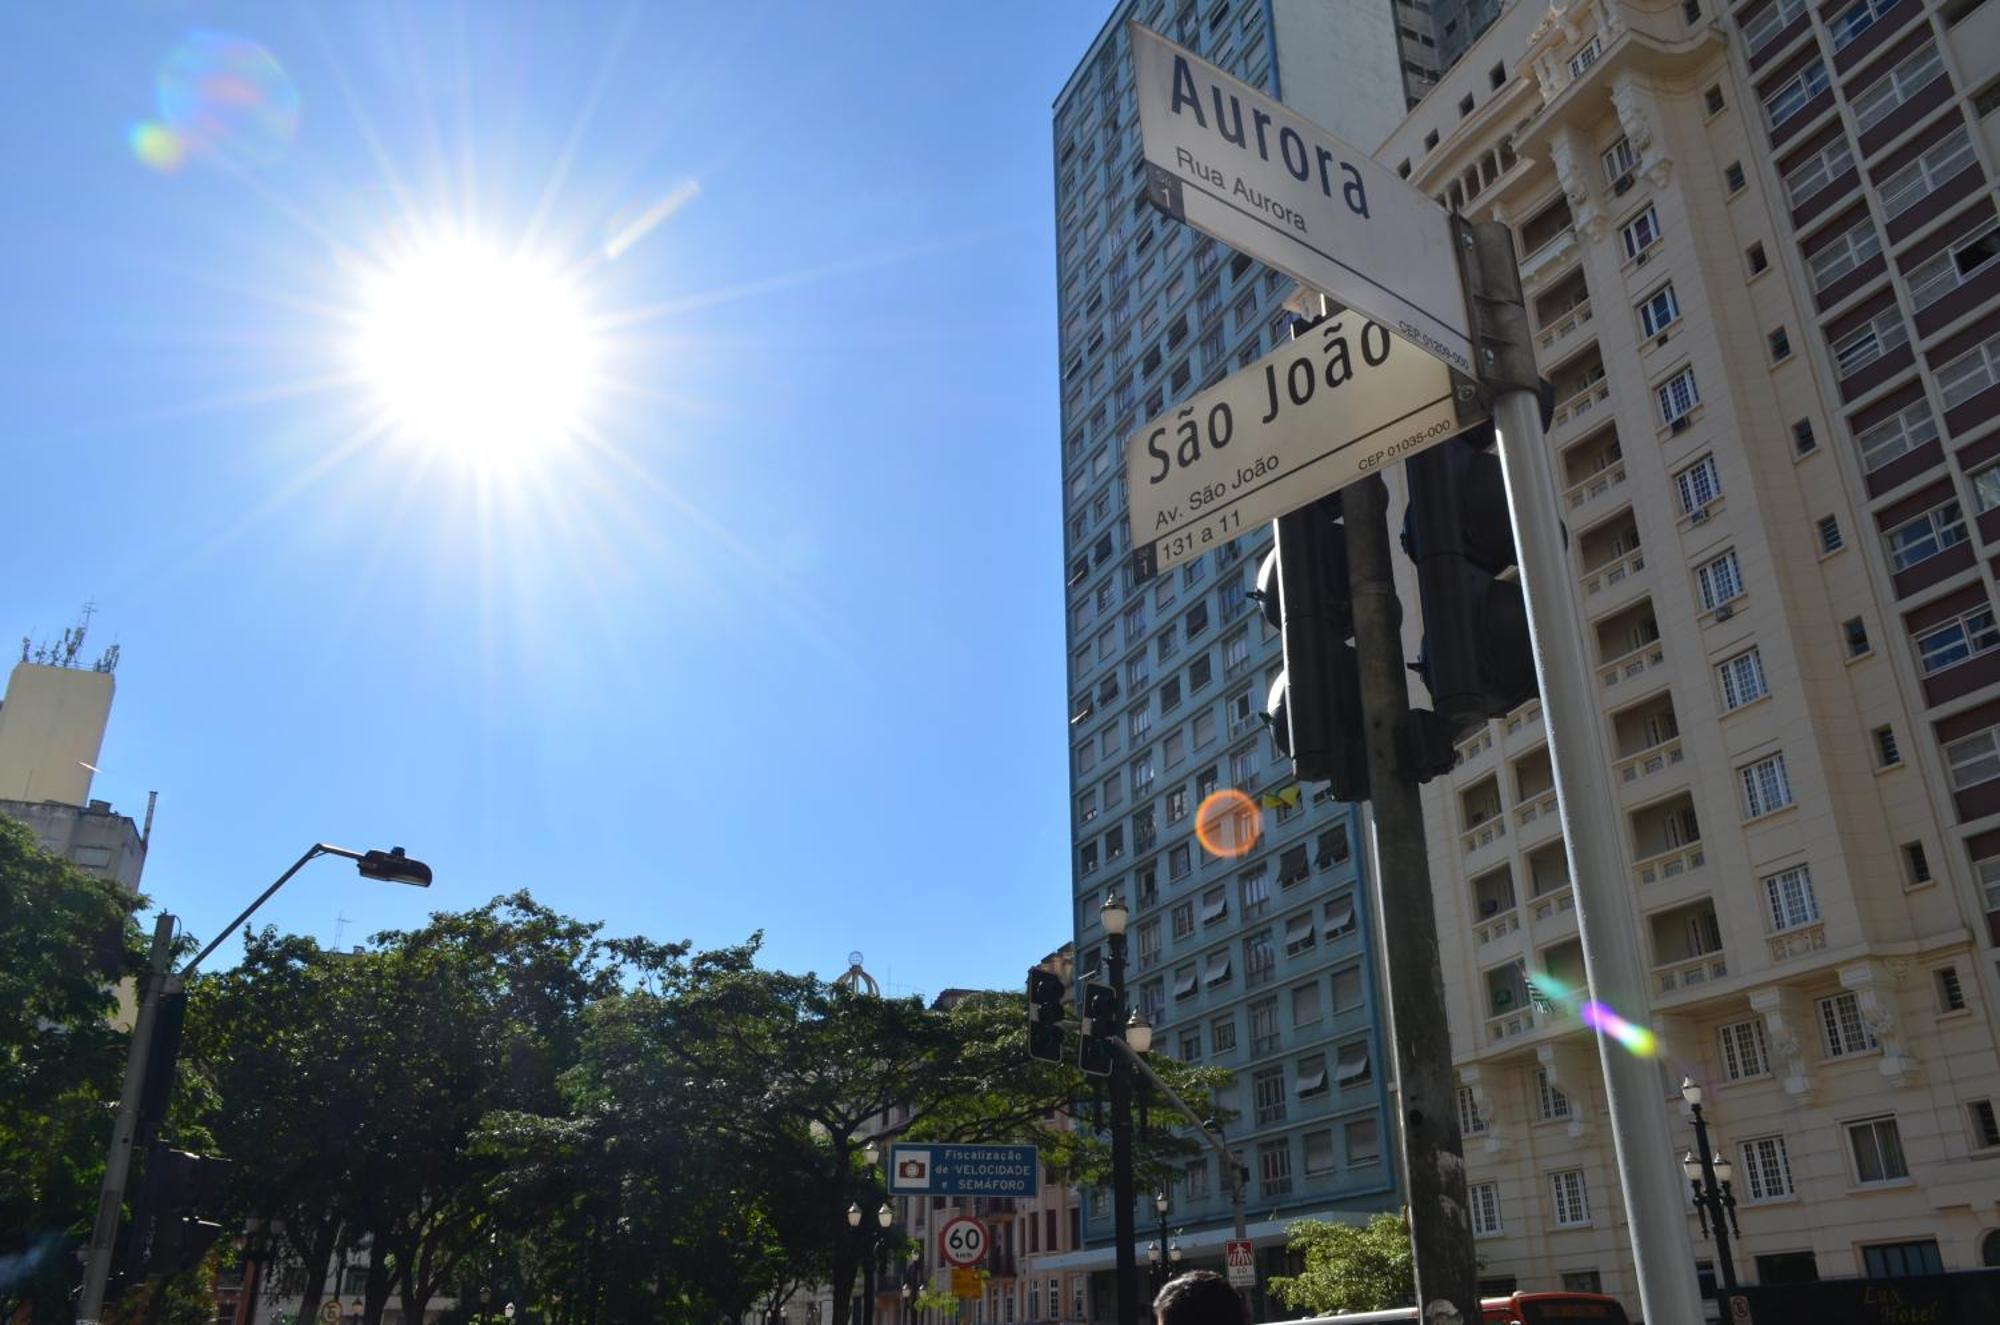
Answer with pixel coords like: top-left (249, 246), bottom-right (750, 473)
top-left (1274, 1292), bottom-right (1630, 1325)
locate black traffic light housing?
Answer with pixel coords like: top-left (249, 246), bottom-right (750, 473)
top-left (1026, 968), bottom-right (1068, 1064)
top-left (1256, 492), bottom-right (1368, 801)
top-left (127, 1143), bottom-right (231, 1279)
top-left (1078, 981), bottom-right (1118, 1078)
top-left (1403, 425), bottom-right (1538, 744)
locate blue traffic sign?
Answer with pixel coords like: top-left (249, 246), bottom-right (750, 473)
top-left (887, 1143), bottom-right (1039, 1197)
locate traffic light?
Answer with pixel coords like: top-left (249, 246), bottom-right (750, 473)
top-left (1403, 425), bottom-right (1538, 744)
top-left (126, 1143), bottom-right (230, 1279)
top-left (1078, 981), bottom-right (1118, 1078)
top-left (1026, 968), bottom-right (1068, 1064)
top-left (1256, 492), bottom-right (1368, 801)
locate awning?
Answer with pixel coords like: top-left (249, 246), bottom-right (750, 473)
top-left (1203, 951), bottom-right (1231, 984)
top-left (1172, 968), bottom-right (1199, 998)
top-left (1336, 1049), bottom-right (1371, 1083)
top-left (1200, 894), bottom-right (1228, 923)
top-left (1283, 913), bottom-right (1313, 944)
top-left (1323, 898), bottom-right (1355, 935)
top-left (1295, 1065), bottom-right (1327, 1095)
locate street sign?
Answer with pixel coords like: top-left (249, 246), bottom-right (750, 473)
top-left (1224, 1239), bottom-right (1256, 1289)
top-left (1128, 22), bottom-right (1474, 375)
top-left (1124, 311), bottom-right (1475, 576)
top-left (951, 1269), bottom-right (983, 1299)
top-left (887, 1143), bottom-right (1039, 1197)
top-left (938, 1216), bottom-right (988, 1268)
top-left (318, 1304), bottom-right (339, 1325)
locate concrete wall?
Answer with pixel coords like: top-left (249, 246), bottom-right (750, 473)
top-left (0, 661), bottom-right (112, 806)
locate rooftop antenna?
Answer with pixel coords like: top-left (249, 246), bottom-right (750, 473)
top-left (333, 912), bottom-right (353, 950)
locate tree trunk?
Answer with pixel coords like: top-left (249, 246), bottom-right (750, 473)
top-left (290, 1214), bottom-right (341, 1325)
top-left (360, 1242), bottom-right (392, 1325)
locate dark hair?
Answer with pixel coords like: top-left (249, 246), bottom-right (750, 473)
top-left (1153, 1271), bottom-right (1244, 1325)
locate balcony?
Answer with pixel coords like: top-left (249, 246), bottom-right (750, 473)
top-left (1530, 885), bottom-right (1576, 924)
top-left (1471, 865), bottom-right (1518, 946)
top-left (1549, 351), bottom-right (1610, 439)
top-left (1577, 514), bottom-right (1646, 600)
top-left (1525, 844), bottom-right (1571, 913)
top-left (1520, 224), bottom-right (1581, 294)
top-left (1595, 602), bottom-right (1664, 690)
top-left (1651, 897), bottom-right (1728, 995)
top-left (1475, 908), bottom-right (1522, 947)
top-left (1631, 793), bottom-right (1703, 886)
top-left (1535, 271), bottom-right (1595, 359)
top-left (1561, 426), bottom-right (1625, 513)
top-left (1611, 695), bottom-right (1683, 787)
top-left (1767, 922), bottom-right (1828, 964)
top-left (1460, 776), bottom-right (1507, 855)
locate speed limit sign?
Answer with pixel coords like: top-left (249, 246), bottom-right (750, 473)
top-left (939, 1215), bottom-right (987, 1267)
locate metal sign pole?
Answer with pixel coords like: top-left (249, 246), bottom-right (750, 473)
top-left (1462, 220), bottom-right (1705, 1323)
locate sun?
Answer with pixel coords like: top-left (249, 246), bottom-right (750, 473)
top-left (350, 232), bottom-right (599, 469)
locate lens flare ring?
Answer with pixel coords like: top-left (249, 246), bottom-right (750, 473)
top-left (1194, 789), bottom-right (1262, 859)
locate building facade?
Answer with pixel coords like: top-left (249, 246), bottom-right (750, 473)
top-left (0, 651), bottom-right (150, 893)
top-left (1371, 0), bottom-right (2000, 1300)
top-left (1050, 1), bottom-right (1416, 1301)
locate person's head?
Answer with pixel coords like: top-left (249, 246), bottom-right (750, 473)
top-left (1152, 1271), bottom-right (1245, 1325)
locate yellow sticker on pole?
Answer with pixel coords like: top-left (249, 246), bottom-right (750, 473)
top-left (952, 1270), bottom-right (982, 1299)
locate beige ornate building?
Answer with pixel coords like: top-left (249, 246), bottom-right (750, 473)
top-left (1373, 0), bottom-right (2000, 1299)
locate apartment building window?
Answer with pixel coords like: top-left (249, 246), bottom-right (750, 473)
top-left (1809, 218), bottom-right (1881, 292)
top-left (1936, 965), bottom-right (1966, 1011)
top-left (1183, 1158), bottom-right (1210, 1201)
top-left (1908, 223), bottom-right (2000, 311)
top-left (1241, 867), bottom-right (1271, 919)
top-left (1620, 205), bottom-right (1663, 260)
top-left (1829, 0), bottom-right (1901, 50)
top-left (1080, 842), bottom-right (1099, 876)
top-left (1253, 1066), bottom-right (1288, 1124)
top-left (1771, 328), bottom-right (1794, 361)
top-left (1336, 1038), bottom-right (1373, 1090)
top-left (1741, 1135), bottom-right (1796, 1201)
top-left (1169, 841), bottom-right (1192, 879)
top-left (1831, 309), bottom-right (1909, 379)
top-left (1258, 1139), bottom-right (1293, 1196)
top-left (1171, 900), bottom-right (1194, 940)
top-left (1969, 1100), bottom-right (2000, 1150)
top-left (1884, 500), bottom-right (1967, 571)
top-left (1717, 648), bottom-right (1769, 710)
top-left (1817, 514), bottom-right (1843, 553)
top-left (1222, 628), bottom-right (1249, 673)
top-left (1676, 454), bottom-right (1722, 514)
top-left (1535, 1067), bottom-right (1573, 1121)
top-left (1854, 400), bottom-right (1938, 472)
top-left (1937, 332), bottom-right (2000, 410)
top-left (1696, 549), bottom-right (1745, 612)
top-left (1178, 1026), bottom-right (1202, 1061)
top-left (1657, 367), bottom-right (1700, 425)
top-left (1244, 929), bottom-right (1276, 988)
top-left (1725, 160), bottom-right (1746, 192)
top-left (1903, 841), bottom-right (1931, 887)
top-left (1740, 752), bottom-right (1795, 818)
top-left (1568, 36), bottom-right (1603, 78)
top-left (1470, 1182), bottom-right (1503, 1236)
top-left (1852, 43), bottom-right (1945, 134)
top-left (1637, 283), bottom-right (1681, 337)
top-left (1917, 607), bottom-right (2000, 674)
top-left (1172, 962), bottom-right (1199, 1003)
top-left (1283, 909), bottom-right (1316, 958)
top-left (1602, 135), bottom-right (1639, 184)
top-left (1741, 0), bottom-right (1805, 56)
top-left (1210, 1013), bottom-right (1236, 1055)
top-left (1231, 746), bottom-right (1259, 784)
top-left (1819, 992), bottom-right (1879, 1057)
top-left (1317, 825), bottom-right (1351, 867)
top-left (1881, 129), bottom-right (1977, 219)
top-left (1331, 963), bottom-right (1362, 1012)
top-left (1249, 997), bottom-right (1280, 1054)
top-left (1783, 136), bottom-right (1854, 209)
top-left (1292, 980), bottom-right (1322, 1028)
top-left (1939, 722), bottom-right (2000, 789)
top-left (1324, 892), bottom-right (1358, 939)
top-left (1720, 1018), bottom-right (1770, 1080)
top-left (1138, 918), bottom-right (1162, 968)
top-left (1762, 864), bottom-right (1820, 932)
top-left (1303, 1129), bottom-right (1337, 1175)
top-left (1846, 1115), bottom-right (1908, 1183)
top-left (1347, 1117), bottom-right (1381, 1166)
top-left (1862, 1239), bottom-right (1941, 1277)
top-left (1549, 1169), bottom-right (1591, 1227)
top-left (1874, 725), bottom-right (1902, 767)
top-left (1762, 59), bottom-right (1829, 129)
top-left (1845, 617), bottom-right (1872, 657)
top-left (1748, 242), bottom-right (1770, 276)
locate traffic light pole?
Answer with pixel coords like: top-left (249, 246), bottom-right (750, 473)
top-left (1342, 474), bottom-right (1480, 1325)
top-left (78, 912), bottom-right (177, 1325)
top-left (1460, 219), bottom-right (1705, 1323)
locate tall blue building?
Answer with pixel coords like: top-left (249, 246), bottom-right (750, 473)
top-left (1048, 0), bottom-right (1422, 1303)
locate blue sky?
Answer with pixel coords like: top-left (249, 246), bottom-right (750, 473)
top-left (2, 1), bottom-right (1114, 998)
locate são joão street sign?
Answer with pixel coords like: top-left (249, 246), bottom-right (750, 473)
top-left (887, 1143), bottom-right (1039, 1198)
top-left (1128, 22), bottom-right (1474, 375)
top-left (1125, 311), bottom-right (1478, 576)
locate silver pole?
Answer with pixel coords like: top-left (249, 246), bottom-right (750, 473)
top-left (77, 912), bottom-right (177, 1325)
top-left (1492, 386), bottom-right (1705, 1322)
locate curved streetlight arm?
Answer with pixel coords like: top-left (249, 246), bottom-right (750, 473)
top-left (1113, 1039), bottom-right (1246, 1240)
top-left (180, 842), bottom-right (432, 981)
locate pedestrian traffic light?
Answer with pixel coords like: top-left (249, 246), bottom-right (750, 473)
top-left (1256, 492), bottom-right (1368, 801)
top-left (1403, 425), bottom-right (1538, 745)
top-left (126, 1144), bottom-right (230, 1279)
top-left (1027, 968), bottom-right (1068, 1064)
top-left (1078, 981), bottom-right (1118, 1078)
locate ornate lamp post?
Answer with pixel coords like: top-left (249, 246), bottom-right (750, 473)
top-left (1099, 891), bottom-right (1141, 1325)
top-left (1680, 1077), bottom-right (1739, 1291)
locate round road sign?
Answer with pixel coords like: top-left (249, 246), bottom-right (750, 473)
top-left (938, 1216), bottom-right (987, 1267)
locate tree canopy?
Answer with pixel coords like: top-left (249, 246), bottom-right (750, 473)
top-left (1265, 1214), bottom-right (1415, 1316)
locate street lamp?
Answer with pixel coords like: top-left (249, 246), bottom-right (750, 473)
top-left (1148, 1194), bottom-right (1173, 1289)
top-left (1679, 1077), bottom-right (1739, 1291)
top-left (77, 842), bottom-right (433, 1325)
top-left (1097, 890), bottom-right (1140, 1325)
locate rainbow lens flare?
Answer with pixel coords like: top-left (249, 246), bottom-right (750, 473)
top-left (1194, 789), bottom-right (1262, 859)
top-left (1581, 1000), bottom-right (1659, 1058)
top-left (133, 31), bottom-right (299, 172)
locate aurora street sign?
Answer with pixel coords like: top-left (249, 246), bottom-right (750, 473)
top-left (1125, 312), bottom-right (1478, 577)
top-left (1128, 22), bottom-right (1474, 375)
top-left (887, 1143), bottom-right (1039, 1197)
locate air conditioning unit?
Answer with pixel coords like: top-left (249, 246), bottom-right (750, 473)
top-left (1635, 250), bottom-right (1650, 267)
top-left (1671, 416), bottom-right (1691, 434)
top-left (1714, 603), bottom-right (1735, 621)
top-left (1657, 333), bottom-right (1671, 348)
top-left (1613, 173), bottom-right (1634, 195)
top-left (1689, 507), bottom-right (1709, 525)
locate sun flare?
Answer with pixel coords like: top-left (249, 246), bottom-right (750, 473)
top-left (350, 233), bottom-right (598, 469)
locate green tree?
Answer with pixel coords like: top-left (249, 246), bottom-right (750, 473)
top-left (0, 814), bottom-right (146, 1324)
top-left (1265, 1214), bottom-right (1415, 1316)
